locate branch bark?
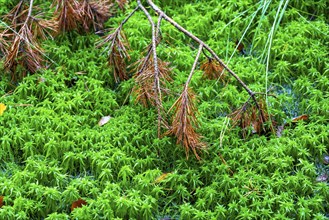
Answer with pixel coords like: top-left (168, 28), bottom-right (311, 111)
top-left (137, 0), bottom-right (164, 137)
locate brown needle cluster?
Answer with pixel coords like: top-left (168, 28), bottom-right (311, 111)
top-left (98, 28), bottom-right (130, 83)
top-left (167, 87), bottom-right (205, 160)
top-left (132, 55), bottom-right (172, 107)
top-left (1, 0), bottom-right (57, 79)
top-left (229, 99), bottom-right (276, 138)
top-left (200, 58), bottom-right (226, 81)
top-left (53, 0), bottom-right (118, 33)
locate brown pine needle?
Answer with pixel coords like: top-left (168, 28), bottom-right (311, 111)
top-left (132, 56), bottom-right (172, 107)
top-left (200, 58), bottom-right (225, 81)
top-left (116, 0), bottom-right (128, 10)
top-left (167, 88), bottom-right (205, 160)
top-left (229, 99), bottom-right (276, 138)
top-left (4, 20), bottom-right (43, 74)
top-left (54, 0), bottom-right (80, 32)
top-left (79, 0), bottom-right (114, 32)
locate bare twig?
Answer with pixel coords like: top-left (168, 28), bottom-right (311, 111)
top-left (186, 44), bottom-right (203, 87)
top-left (137, 15), bottom-right (162, 76)
top-left (138, 1), bottom-right (165, 137)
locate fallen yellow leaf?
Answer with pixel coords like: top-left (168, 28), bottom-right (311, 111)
top-left (0, 103), bottom-right (6, 116)
top-left (153, 172), bottom-right (172, 184)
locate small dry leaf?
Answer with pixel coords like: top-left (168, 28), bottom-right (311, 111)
top-left (38, 77), bottom-right (46, 83)
top-left (323, 155), bottom-right (329, 165)
top-left (316, 174), bottom-right (328, 182)
top-left (75, 71), bottom-right (87, 75)
top-left (71, 198), bottom-right (87, 212)
top-left (0, 103), bottom-right (7, 116)
top-left (291, 114), bottom-right (308, 122)
top-left (13, 104), bottom-right (33, 107)
top-left (276, 125), bottom-right (285, 137)
top-left (153, 172), bottom-right (172, 184)
top-left (98, 115), bottom-right (111, 126)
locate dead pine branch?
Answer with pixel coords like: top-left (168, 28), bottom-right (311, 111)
top-left (3, 0), bottom-right (44, 79)
top-left (131, 15), bottom-right (165, 107)
top-left (144, 0), bottom-right (273, 136)
top-left (1, 0), bottom-right (61, 80)
top-left (229, 97), bottom-right (276, 139)
top-left (167, 44), bottom-right (205, 160)
top-left (137, 1), bottom-right (168, 137)
top-left (100, 1), bottom-right (276, 158)
top-left (97, 6), bottom-right (139, 83)
top-left (99, 2), bottom-right (171, 136)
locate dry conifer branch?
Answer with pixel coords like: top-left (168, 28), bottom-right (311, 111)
top-left (105, 1), bottom-right (273, 156)
top-left (137, 0), bottom-right (167, 137)
top-left (168, 44), bottom-right (204, 159)
top-left (145, 0), bottom-right (267, 123)
top-left (136, 15), bottom-right (162, 76)
top-left (97, 6), bottom-right (139, 83)
top-left (3, 0), bottom-right (44, 77)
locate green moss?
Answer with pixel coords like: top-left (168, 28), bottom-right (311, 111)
top-left (0, 0), bottom-right (328, 219)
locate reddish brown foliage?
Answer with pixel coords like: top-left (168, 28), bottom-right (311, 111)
top-left (71, 198), bottom-right (87, 212)
top-left (1, 1), bottom-right (58, 78)
top-left (98, 29), bottom-right (130, 83)
top-left (229, 99), bottom-right (276, 138)
top-left (0, 31), bottom-right (10, 56)
top-left (30, 17), bottom-right (59, 39)
top-left (3, 1), bottom-right (28, 27)
top-left (132, 56), bottom-right (172, 107)
top-left (4, 20), bottom-right (43, 76)
top-left (53, 0), bottom-right (81, 32)
top-left (167, 88), bottom-right (205, 160)
top-left (200, 58), bottom-right (225, 81)
top-left (0, 196), bottom-right (4, 208)
top-left (79, 0), bottom-right (114, 32)
top-left (53, 0), bottom-right (117, 33)
top-left (116, 0), bottom-right (128, 10)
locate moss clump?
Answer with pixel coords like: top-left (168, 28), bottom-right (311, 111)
top-left (0, 0), bottom-right (328, 219)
